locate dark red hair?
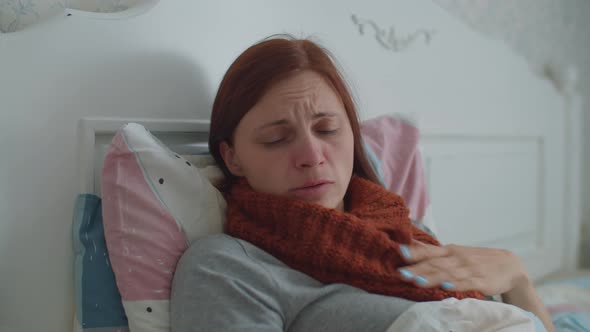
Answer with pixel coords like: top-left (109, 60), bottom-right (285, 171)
top-left (209, 35), bottom-right (380, 191)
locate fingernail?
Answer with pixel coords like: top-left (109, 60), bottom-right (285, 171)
top-left (398, 268), bottom-right (414, 280)
top-left (441, 281), bottom-right (455, 290)
top-left (415, 276), bottom-right (428, 286)
top-left (399, 245), bottom-right (411, 260)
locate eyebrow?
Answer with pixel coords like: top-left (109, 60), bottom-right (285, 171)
top-left (255, 112), bottom-right (337, 131)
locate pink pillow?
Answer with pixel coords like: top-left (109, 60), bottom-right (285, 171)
top-left (101, 123), bottom-right (225, 332)
top-left (361, 114), bottom-right (430, 221)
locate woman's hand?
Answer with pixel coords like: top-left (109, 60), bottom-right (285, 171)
top-left (397, 240), bottom-right (530, 296)
top-left (397, 241), bottom-right (555, 332)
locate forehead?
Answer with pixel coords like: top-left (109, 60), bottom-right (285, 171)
top-left (253, 70), bottom-right (344, 115)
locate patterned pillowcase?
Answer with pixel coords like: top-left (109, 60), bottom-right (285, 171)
top-left (100, 123), bottom-right (225, 332)
top-left (72, 115), bottom-right (432, 332)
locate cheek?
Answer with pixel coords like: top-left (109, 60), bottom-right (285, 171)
top-left (241, 150), bottom-right (272, 174)
top-left (324, 139), bottom-right (354, 179)
top-left (239, 149), bottom-right (290, 189)
top-left (339, 130), bottom-right (355, 166)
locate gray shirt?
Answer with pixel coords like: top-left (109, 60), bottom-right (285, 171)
top-left (171, 234), bottom-right (415, 332)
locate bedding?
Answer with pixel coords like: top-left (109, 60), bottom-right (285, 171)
top-left (100, 123), bottom-right (225, 332)
top-left (386, 297), bottom-right (546, 332)
top-left (537, 273), bottom-right (590, 332)
top-left (361, 114), bottom-right (430, 222)
top-left (72, 194), bottom-right (129, 331)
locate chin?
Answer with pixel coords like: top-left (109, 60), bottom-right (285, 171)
top-left (320, 199), bottom-right (343, 211)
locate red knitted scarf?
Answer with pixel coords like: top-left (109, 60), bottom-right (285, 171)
top-left (225, 175), bottom-right (485, 302)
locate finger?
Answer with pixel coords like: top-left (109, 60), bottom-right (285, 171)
top-left (397, 268), bottom-right (452, 289)
top-left (405, 256), bottom-right (462, 276)
top-left (398, 257), bottom-right (465, 286)
top-left (443, 277), bottom-right (491, 295)
top-left (399, 242), bottom-right (449, 263)
top-left (414, 267), bottom-right (474, 289)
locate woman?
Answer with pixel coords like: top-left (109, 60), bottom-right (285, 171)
top-left (171, 35), bottom-right (554, 332)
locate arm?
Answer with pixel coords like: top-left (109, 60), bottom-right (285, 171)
top-left (171, 235), bottom-right (283, 332)
top-left (501, 276), bottom-right (555, 332)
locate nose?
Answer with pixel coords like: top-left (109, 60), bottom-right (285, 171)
top-left (294, 134), bottom-right (325, 169)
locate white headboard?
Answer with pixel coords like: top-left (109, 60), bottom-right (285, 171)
top-left (0, 1), bottom-right (581, 331)
top-left (78, 118), bottom-right (210, 195)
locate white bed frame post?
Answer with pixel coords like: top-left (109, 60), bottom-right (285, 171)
top-left (561, 69), bottom-right (584, 271)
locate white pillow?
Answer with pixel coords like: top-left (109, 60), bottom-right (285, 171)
top-left (386, 298), bottom-right (541, 332)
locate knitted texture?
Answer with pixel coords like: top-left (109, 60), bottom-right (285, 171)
top-left (225, 175), bottom-right (485, 302)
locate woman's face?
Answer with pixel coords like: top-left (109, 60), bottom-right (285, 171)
top-left (220, 70), bottom-right (354, 210)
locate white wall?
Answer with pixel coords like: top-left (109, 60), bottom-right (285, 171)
top-left (433, 0), bottom-right (590, 267)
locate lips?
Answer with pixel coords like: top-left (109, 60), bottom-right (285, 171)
top-left (289, 180), bottom-right (334, 200)
top-left (292, 180), bottom-right (333, 191)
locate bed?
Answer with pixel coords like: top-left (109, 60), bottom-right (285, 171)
top-left (0, 0), bottom-right (587, 331)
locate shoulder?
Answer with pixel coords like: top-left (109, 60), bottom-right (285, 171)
top-left (172, 235), bottom-right (286, 331)
top-left (174, 233), bottom-right (283, 288)
top-left (176, 234), bottom-right (252, 273)
top-left (178, 233), bottom-right (282, 269)
top-left (182, 233), bottom-right (245, 258)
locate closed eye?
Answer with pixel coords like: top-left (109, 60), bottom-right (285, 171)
top-left (262, 138), bottom-right (286, 147)
top-left (317, 128), bottom-right (339, 135)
